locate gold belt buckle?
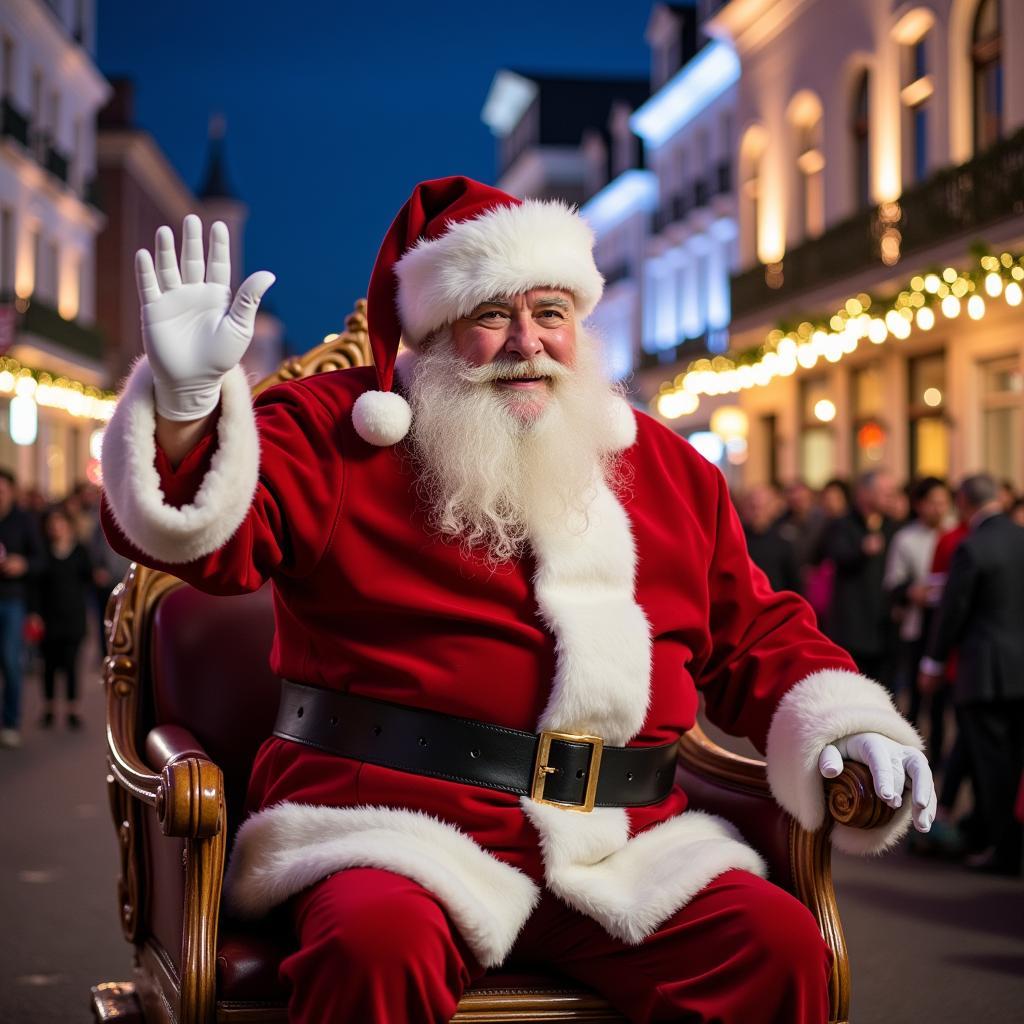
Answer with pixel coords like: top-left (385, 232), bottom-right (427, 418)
top-left (531, 730), bottom-right (604, 812)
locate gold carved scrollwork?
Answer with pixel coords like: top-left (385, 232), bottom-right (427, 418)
top-left (107, 771), bottom-right (144, 944)
top-left (257, 299), bottom-right (372, 397)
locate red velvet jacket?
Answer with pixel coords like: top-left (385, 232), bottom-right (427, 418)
top-left (101, 361), bottom-right (920, 967)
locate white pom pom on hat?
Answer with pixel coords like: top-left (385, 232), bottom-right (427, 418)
top-left (352, 390), bottom-right (413, 448)
top-left (355, 175), bottom-right (604, 448)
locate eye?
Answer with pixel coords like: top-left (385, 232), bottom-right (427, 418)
top-left (538, 308), bottom-right (565, 321)
top-left (478, 309), bottom-right (509, 323)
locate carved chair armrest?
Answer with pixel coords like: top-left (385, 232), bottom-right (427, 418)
top-left (106, 658), bottom-right (224, 841)
top-left (678, 723), bottom-right (895, 830)
top-left (825, 760), bottom-right (896, 830)
top-left (144, 725), bottom-right (226, 839)
top-left (105, 575), bottom-right (226, 842)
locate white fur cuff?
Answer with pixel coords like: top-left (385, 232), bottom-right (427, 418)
top-left (101, 358), bottom-right (259, 564)
top-left (766, 669), bottom-right (924, 854)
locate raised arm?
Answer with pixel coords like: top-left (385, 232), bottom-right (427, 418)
top-left (101, 218), bottom-right (343, 594)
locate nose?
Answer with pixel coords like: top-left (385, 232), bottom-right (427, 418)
top-left (504, 312), bottom-right (543, 359)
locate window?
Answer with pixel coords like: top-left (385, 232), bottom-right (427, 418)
top-left (739, 125), bottom-right (768, 266)
top-left (800, 377), bottom-right (836, 488)
top-left (908, 352), bottom-right (949, 477)
top-left (902, 31), bottom-right (932, 185)
top-left (42, 238), bottom-right (58, 304)
top-left (797, 120), bottom-right (825, 238)
top-left (0, 208), bottom-right (11, 294)
top-left (28, 226), bottom-right (40, 297)
top-left (980, 355), bottom-right (1022, 487)
top-left (972, 0), bottom-right (1003, 153)
top-left (788, 92), bottom-right (825, 241)
top-left (851, 70), bottom-right (871, 210)
top-left (1, 35), bottom-right (14, 98)
top-left (852, 363), bottom-right (888, 471)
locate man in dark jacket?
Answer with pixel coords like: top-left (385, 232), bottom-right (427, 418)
top-left (739, 484), bottom-right (801, 593)
top-left (920, 473), bottom-right (1024, 876)
top-left (0, 469), bottom-right (46, 748)
top-left (823, 470), bottom-right (898, 681)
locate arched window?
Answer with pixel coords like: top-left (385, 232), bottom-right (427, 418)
top-left (972, 0), bottom-right (1003, 152)
top-left (893, 8), bottom-right (936, 186)
top-left (851, 70), bottom-right (871, 210)
top-left (738, 126), bottom-right (767, 266)
top-left (787, 92), bottom-right (824, 241)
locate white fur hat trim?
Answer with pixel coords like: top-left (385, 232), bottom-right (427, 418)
top-left (395, 199), bottom-right (604, 346)
top-left (352, 389), bottom-right (412, 446)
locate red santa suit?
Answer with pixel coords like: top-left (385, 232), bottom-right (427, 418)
top-left (101, 178), bottom-right (921, 1023)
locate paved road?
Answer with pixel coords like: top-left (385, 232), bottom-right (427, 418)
top-left (1, 649), bottom-right (1021, 1023)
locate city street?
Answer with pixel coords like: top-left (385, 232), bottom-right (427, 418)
top-left (1, 641), bottom-right (1020, 1024)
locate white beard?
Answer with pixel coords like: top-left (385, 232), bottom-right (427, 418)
top-left (405, 328), bottom-right (626, 565)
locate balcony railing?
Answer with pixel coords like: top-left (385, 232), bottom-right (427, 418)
top-left (654, 191), bottom-right (691, 233)
top-left (1, 293), bottom-right (105, 363)
top-left (638, 335), bottom-right (714, 370)
top-left (601, 260), bottom-right (633, 288)
top-left (715, 160), bottom-right (731, 196)
top-left (46, 145), bottom-right (69, 184)
top-left (0, 98), bottom-right (29, 148)
top-left (84, 177), bottom-right (102, 211)
top-left (731, 127), bottom-right (1024, 320)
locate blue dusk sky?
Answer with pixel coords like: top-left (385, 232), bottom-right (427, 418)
top-left (97, 1), bottom-right (654, 351)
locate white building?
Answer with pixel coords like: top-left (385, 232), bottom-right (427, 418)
top-left (687, 0), bottom-right (1024, 489)
top-left (0, 0), bottom-right (111, 496)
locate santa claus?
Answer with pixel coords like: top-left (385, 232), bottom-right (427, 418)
top-left (101, 177), bottom-right (935, 1024)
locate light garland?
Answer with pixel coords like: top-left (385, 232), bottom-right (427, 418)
top-left (654, 250), bottom-right (1024, 417)
top-left (0, 357), bottom-right (116, 422)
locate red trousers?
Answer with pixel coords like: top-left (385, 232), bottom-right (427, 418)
top-left (280, 867), bottom-right (832, 1024)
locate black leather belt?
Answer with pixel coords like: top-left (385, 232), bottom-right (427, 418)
top-left (274, 680), bottom-right (678, 812)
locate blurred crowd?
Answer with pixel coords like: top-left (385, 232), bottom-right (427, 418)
top-left (738, 469), bottom-right (1024, 878)
top-left (0, 474), bottom-right (129, 748)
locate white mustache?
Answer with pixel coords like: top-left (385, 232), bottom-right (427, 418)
top-left (460, 356), bottom-right (571, 385)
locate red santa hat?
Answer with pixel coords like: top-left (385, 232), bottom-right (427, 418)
top-left (353, 176), bottom-right (605, 446)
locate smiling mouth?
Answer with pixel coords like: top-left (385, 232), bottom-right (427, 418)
top-left (496, 376), bottom-right (545, 385)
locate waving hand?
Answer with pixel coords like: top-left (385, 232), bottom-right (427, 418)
top-left (135, 215), bottom-right (274, 421)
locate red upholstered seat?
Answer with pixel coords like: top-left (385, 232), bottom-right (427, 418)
top-left (149, 584), bottom-right (279, 834)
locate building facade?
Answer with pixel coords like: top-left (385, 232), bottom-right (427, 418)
top-left (624, 3), bottom-right (742, 475)
top-left (0, 0), bottom-right (112, 497)
top-left (684, 0), bottom-right (1024, 490)
top-left (95, 85), bottom-right (290, 390)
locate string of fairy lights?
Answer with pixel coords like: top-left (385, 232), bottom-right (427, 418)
top-left (0, 357), bottom-right (117, 422)
top-left (654, 250), bottom-right (1024, 420)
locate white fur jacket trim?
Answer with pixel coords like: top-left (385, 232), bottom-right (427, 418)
top-left (101, 359), bottom-right (259, 564)
top-left (765, 669), bottom-right (925, 854)
top-left (224, 803), bottom-right (539, 969)
top-left (518, 477), bottom-right (768, 943)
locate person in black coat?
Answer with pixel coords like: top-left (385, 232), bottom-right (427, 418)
top-left (739, 484), bottom-right (801, 593)
top-left (822, 470), bottom-right (899, 682)
top-left (919, 473), bottom-right (1024, 876)
top-left (30, 505), bottom-right (93, 730)
top-left (0, 470), bottom-right (45, 748)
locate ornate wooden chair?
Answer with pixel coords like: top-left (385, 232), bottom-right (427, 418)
top-left (91, 302), bottom-right (891, 1024)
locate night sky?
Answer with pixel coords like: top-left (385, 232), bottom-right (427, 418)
top-left (97, 1), bottom-right (653, 351)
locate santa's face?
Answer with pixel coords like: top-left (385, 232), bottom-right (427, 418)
top-left (449, 289), bottom-right (577, 422)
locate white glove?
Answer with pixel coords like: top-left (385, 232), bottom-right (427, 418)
top-left (135, 214), bottom-right (275, 421)
top-left (818, 732), bottom-right (936, 833)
